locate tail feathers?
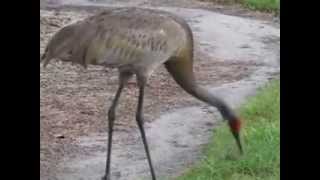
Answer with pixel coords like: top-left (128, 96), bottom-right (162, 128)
top-left (40, 47), bottom-right (53, 68)
top-left (41, 46), bottom-right (48, 61)
top-left (41, 46), bottom-right (50, 68)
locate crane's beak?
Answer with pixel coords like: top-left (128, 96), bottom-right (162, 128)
top-left (228, 118), bottom-right (243, 155)
top-left (232, 131), bottom-right (243, 155)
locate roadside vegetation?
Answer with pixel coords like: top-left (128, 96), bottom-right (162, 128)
top-left (244, 0), bottom-right (279, 12)
top-left (199, 0), bottom-right (280, 13)
top-left (175, 79), bottom-right (280, 180)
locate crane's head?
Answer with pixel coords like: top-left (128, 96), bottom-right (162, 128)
top-left (228, 117), bottom-right (243, 154)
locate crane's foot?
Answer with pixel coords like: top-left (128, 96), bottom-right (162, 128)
top-left (101, 174), bottom-right (110, 180)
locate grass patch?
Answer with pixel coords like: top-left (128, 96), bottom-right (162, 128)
top-left (198, 0), bottom-right (280, 13)
top-left (175, 79), bottom-right (280, 180)
top-left (243, 0), bottom-right (280, 12)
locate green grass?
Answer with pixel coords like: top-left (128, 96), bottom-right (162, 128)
top-left (175, 79), bottom-right (280, 180)
top-left (199, 0), bottom-right (280, 13)
top-left (243, 0), bottom-right (280, 12)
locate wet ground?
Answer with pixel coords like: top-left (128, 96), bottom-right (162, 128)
top-left (40, 1), bottom-right (280, 180)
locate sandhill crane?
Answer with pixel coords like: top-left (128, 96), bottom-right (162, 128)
top-left (41, 7), bottom-right (243, 180)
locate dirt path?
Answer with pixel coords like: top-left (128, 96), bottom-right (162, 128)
top-left (41, 0), bottom-right (279, 23)
top-left (40, 1), bottom-right (280, 180)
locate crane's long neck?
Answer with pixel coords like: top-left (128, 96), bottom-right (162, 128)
top-left (164, 58), bottom-right (237, 121)
top-left (165, 57), bottom-right (243, 153)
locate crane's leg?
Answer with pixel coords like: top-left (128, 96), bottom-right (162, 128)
top-left (135, 75), bottom-right (157, 180)
top-left (102, 72), bottom-right (132, 180)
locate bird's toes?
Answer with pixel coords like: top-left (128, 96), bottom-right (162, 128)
top-left (101, 175), bottom-right (109, 180)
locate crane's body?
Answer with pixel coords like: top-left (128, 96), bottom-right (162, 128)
top-left (42, 8), bottom-right (191, 77)
top-left (41, 7), bottom-right (243, 180)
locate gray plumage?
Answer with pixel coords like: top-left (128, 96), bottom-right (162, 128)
top-left (41, 7), bottom-right (243, 180)
top-left (42, 8), bottom-right (190, 77)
